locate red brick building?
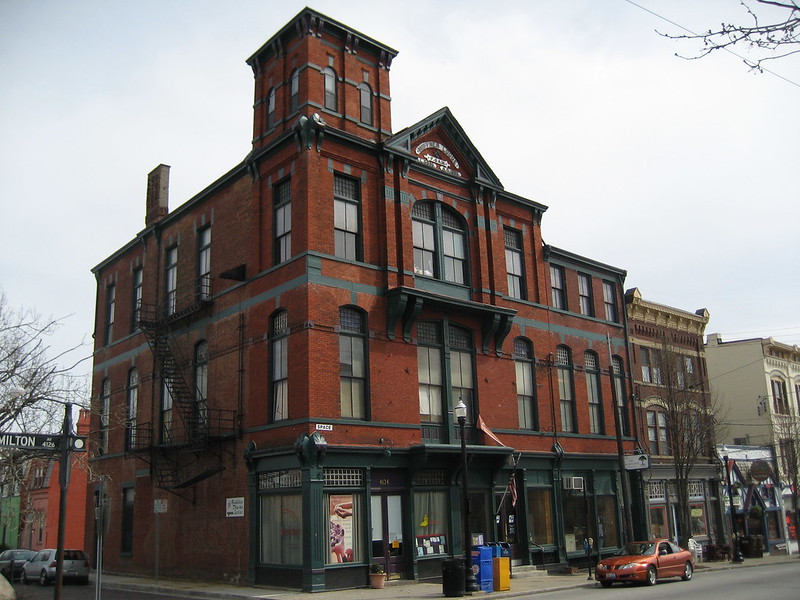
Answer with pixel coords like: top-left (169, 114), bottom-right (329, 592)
top-left (88, 8), bottom-right (638, 590)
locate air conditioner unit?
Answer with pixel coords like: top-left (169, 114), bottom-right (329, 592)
top-left (563, 476), bottom-right (584, 490)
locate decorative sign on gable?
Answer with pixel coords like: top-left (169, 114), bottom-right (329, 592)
top-left (414, 141), bottom-right (462, 177)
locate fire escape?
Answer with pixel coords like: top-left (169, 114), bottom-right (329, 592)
top-left (128, 277), bottom-right (237, 495)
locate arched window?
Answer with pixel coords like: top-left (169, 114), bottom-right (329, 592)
top-left (126, 369), bottom-right (138, 451)
top-left (99, 378), bottom-right (111, 455)
top-left (585, 351), bottom-right (603, 434)
top-left (358, 83), bottom-right (372, 125)
top-left (771, 377), bottom-right (789, 414)
top-left (289, 69), bottom-right (300, 113)
top-left (322, 67), bottom-right (337, 111)
top-left (612, 355), bottom-right (629, 435)
top-left (339, 307), bottom-right (367, 419)
top-left (556, 345), bottom-right (575, 433)
top-left (195, 340), bottom-right (209, 433)
top-left (412, 201), bottom-right (468, 285)
top-left (267, 87), bottom-right (276, 129)
top-left (647, 405), bottom-right (669, 455)
top-left (271, 310), bottom-right (289, 422)
top-left (514, 338), bottom-right (537, 429)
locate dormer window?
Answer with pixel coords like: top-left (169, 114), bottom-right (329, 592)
top-left (412, 201), bottom-right (467, 285)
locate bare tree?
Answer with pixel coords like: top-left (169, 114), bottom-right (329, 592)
top-left (649, 335), bottom-right (719, 548)
top-left (661, 0), bottom-right (800, 72)
top-left (772, 414), bottom-right (800, 551)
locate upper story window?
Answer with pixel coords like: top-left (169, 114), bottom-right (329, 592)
top-left (195, 340), bottom-right (209, 432)
top-left (504, 228), bottom-right (525, 300)
top-left (99, 378), bottom-right (110, 455)
top-left (612, 356), bottom-right (630, 436)
top-left (603, 280), bottom-right (619, 322)
top-left (358, 83), bottom-right (373, 125)
top-left (640, 347), bottom-right (662, 384)
top-left (165, 246), bottom-right (178, 316)
top-left (274, 179), bottom-right (291, 264)
top-left (161, 378), bottom-right (173, 444)
top-left (412, 201), bottom-right (467, 285)
top-left (126, 369), bottom-right (138, 451)
top-left (334, 174), bottom-right (361, 261)
top-left (585, 351), bottom-right (603, 434)
top-left (267, 87), bottom-right (276, 129)
top-left (339, 307), bottom-right (367, 419)
top-left (550, 265), bottom-right (566, 310)
top-left (647, 406), bottom-right (670, 455)
top-left (197, 226), bottom-right (211, 301)
top-left (514, 338), bottom-right (537, 430)
top-left (556, 345), bottom-right (575, 433)
top-left (131, 267), bottom-right (142, 331)
top-left (104, 283), bottom-right (115, 346)
top-left (322, 67), bottom-right (337, 111)
top-left (772, 377), bottom-right (789, 414)
top-left (578, 273), bottom-right (594, 316)
top-left (289, 70), bottom-right (300, 113)
top-left (271, 310), bottom-right (289, 422)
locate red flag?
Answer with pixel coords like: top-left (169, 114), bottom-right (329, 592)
top-left (477, 415), bottom-right (506, 447)
top-left (509, 475), bottom-right (518, 507)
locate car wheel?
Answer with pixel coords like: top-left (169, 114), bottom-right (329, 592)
top-left (22, 570), bottom-right (30, 585)
top-left (600, 581), bottom-right (613, 588)
top-left (39, 569), bottom-right (50, 586)
top-left (682, 562), bottom-right (693, 581)
top-left (645, 566), bottom-right (657, 586)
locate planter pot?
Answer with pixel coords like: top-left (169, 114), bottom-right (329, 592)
top-left (370, 573), bottom-right (387, 589)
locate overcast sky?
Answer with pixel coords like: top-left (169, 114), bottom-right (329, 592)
top-left (1, 0), bottom-right (798, 379)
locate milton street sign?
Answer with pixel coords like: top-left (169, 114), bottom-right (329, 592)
top-left (0, 431), bottom-right (87, 451)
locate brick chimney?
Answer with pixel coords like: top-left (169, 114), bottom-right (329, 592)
top-left (145, 164), bottom-right (170, 226)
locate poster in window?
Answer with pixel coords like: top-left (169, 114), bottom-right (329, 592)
top-left (329, 494), bottom-right (354, 563)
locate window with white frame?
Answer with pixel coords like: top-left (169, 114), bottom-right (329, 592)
top-left (514, 338), bottom-right (537, 429)
top-left (504, 228), bottom-right (525, 300)
top-left (578, 273), bottom-right (593, 316)
top-left (550, 265), bottom-right (566, 310)
top-left (271, 310), bottom-right (289, 422)
top-left (334, 174), bottom-right (361, 261)
top-left (412, 201), bottom-right (467, 285)
top-left (556, 345), bottom-right (575, 433)
top-left (585, 351), bottom-right (603, 434)
top-left (339, 307), bottom-right (366, 419)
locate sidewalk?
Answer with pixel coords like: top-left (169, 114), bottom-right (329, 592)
top-left (99, 553), bottom-right (798, 600)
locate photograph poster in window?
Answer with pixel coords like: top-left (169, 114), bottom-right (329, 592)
top-left (329, 494), bottom-right (354, 563)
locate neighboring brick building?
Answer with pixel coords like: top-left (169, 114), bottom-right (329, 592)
top-left (624, 288), bottom-right (724, 549)
top-left (88, 8), bottom-right (638, 590)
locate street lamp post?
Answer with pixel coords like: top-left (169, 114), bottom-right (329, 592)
top-left (455, 400), bottom-right (479, 594)
top-left (723, 451), bottom-right (744, 563)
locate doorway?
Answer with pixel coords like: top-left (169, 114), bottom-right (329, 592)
top-left (371, 494), bottom-right (404, 578)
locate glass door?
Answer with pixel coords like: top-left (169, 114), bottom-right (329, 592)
top-left (371, 494), bottom-right (404, 578)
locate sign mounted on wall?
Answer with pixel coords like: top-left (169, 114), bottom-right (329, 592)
top-left (624, 454), bottom-right (650, 470)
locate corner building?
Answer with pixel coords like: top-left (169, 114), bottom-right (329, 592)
top-left (88, 9), bottom-right (638, 591)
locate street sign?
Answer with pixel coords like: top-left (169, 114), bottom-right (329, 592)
top-left (0, 431), bottom-right (87, 451)
top-left (624, 453), bottom-right (650, 470)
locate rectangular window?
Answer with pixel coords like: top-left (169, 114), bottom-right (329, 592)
top-left (260, 494), bottom-right (303, 565)
top-left (273, 336), bottom-right (288, 421)
top-left (165, 247), bottom-right (178, 316)
top-left (527, 488), bottom-right (554, 545)
top-left (121, 487), bottom-right (135, 554)
top-left (418, 347), bottom-right (442, 423)
top-left (104, 284), bottom-right (115, 345)
top-left (327, 493), bottom-right (362, 564)
top-left (334, 174), bottom-right (361, 261)
top-left (132, 267), bottom-right (142, 330)
top-left (690, 503), bottom-right (708, 536)
top-left (640, 347), bottom-right (662, 384)
top-left (412, 219), bottom-right (436, 277)
top-left (602, 280), bottom-right (618, 322)
top-left (274, 179), bottom-right (291, 264)
top-left (197, 226), bottom-right (211, 300)
top-left (550, 265), bottom-right (566, 310)
top-left (340, 335), bottom-right (365, 419)
top-left (359, 84), bottom-right (372, 125)
top-left (556, 347), bottom-right (575, 433)
top-left (516, 360), bottom-right (535, 429)
top-left (99, 379), bottom-right (110, 455)
top-left (441, 229), bottom-right (466, 284)
top-left (504, 228), bottom-right (525, 300)
top-left (161, 379), bottom-right (173, 444)
top-left (578, 273), bottom-right (593, 316)
top-left (413, 491), bottom-right (449, 555)
top-left (585, 354), bottom-right (603, 434)
top-left (772, 379), bottom-right (789, 414)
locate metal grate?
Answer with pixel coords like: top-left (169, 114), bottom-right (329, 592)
top-left (259, 470), bottom-right (302, 490)
top-left (504, 228), bottom-right (521, 249)
top-left (334, 174), bottom-right (358, 201)
top-left (415, 469), bottom-right (447, 486)
top-left (324, 468), bottom-right (364, 487)
top-left (514, 338), bottom-right (533, 359)
top-left (339, 307), bottom-right (363, 333)
top-left (272, 310), bottom-right (288, 336)
top-left (411, 201), bottom-right (434, 221)
top-left (417, 321), bottom-right (441, 345)
top-left (448, 325), bottom-right (471, 350)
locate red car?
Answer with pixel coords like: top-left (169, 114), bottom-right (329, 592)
top-left (595, 539), bottom-right (694, 587)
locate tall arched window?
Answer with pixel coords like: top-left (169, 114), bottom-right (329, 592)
top-left (585, 351), bottom-right (603, 434)
top-left (322, 67), bottom-right (337, 111)
top-left (612, 356), bottom-right (629, 435)
top-left (267, 87), bottom-right (276, 129)
top-left (289, 69), bottom-right (299, 113)
top-left (271, 310), bottom-right (289, 422)
top-left (195, 340), bottom-right (209, 433)
top-left (339, 307), bottom-right (367, 419)
top-left (358, 83), bottom-right (372, 125)
top-left (99, 378), bottom-right (111, 455)
top-left (126, 369), bottom-right (138, 451)
top-left (514, 338), bottom-right (537, 429)
top-left (556, 345), bottom-right (575, 433)
top-left (771, 377), bottom-right (789, 414)
top-left (412, 201), bottom-right (467, 285)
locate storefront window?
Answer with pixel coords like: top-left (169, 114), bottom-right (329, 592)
top-left (327, 493), bottom-right (362, 564)
top-left (527, 488), bottom-right (554, 545)
top-left (260, 494), bottom-right (302, 565)
top-left (413, 491), bottom-right (449, 556)
top-left (650, 505), bottom-right (667, 539)
top-left (562, 489), bottom-right (592, 553)
top-left (689, 503), bottom-right (708, 536)
top-left (595, 495), bottom-right (620, 547)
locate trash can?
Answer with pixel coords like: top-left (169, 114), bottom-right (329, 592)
top-left (442, 558), bottom-right (466, 597)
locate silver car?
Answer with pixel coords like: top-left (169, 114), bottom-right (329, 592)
top-left (0, 549), bottom-right (35, 581)
top-left (21, 549), bottom-right (90, 586)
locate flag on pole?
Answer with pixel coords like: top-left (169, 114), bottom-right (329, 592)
top-left (477, 414), bottom-right (506, 447)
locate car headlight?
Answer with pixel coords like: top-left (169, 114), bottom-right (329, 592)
top-left (617, 562), bottom-right (643, 570)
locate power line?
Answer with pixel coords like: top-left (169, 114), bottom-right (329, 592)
top-left (624, 0), bottom-right (800, 89)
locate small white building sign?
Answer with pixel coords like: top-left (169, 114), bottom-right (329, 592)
top-left (624, 454), bottom-right (650, 470)
top-left (154, 499), bottom-right (168, 514)
top-left (226, 497), bottom-right (245, 517)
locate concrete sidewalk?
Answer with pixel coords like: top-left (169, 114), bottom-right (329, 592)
top-left (98, 553), bottom-right (798, 600)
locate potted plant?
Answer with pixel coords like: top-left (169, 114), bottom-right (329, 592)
top-left (369, 563), bottom-right (386, 589)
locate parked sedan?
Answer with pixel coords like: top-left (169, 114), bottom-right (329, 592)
top-left (0, 549), bottom-right (35, 581)
top-left (595, 539), bottom-right (694, 587)
top-left (21, 548), bottom-right (90, 586)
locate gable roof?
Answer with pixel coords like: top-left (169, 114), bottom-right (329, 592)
top-left (384, 107), bottom-right (503, 189)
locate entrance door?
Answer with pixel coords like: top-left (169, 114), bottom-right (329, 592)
top-left (371, 494), bottom-right (404, 578)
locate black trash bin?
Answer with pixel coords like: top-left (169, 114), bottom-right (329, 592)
top-left (442, 558), bottom-right (466, 597)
